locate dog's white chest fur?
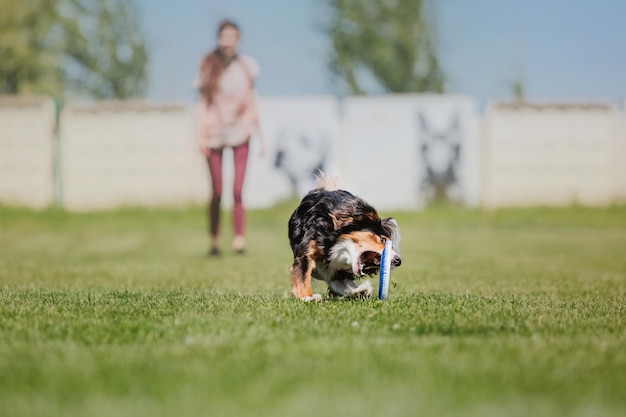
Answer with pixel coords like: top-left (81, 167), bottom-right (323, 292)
top-left (328, 238), bottom-right (359, 274)
top-left (310, 238), bottom-right (374, 299)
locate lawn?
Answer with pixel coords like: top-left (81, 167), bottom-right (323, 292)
top-left (1, 203), bottom-right (625, 417)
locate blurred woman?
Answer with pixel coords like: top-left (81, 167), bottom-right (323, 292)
top-left (195, 19), bottom-right (264, 256)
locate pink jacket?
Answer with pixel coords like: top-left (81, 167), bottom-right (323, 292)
top-left (195, 55), bottom-right (260, 149)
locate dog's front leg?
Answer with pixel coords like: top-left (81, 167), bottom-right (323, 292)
top-left (329, 279), bottom-right (373, 299)
top-left (290, 255), bottom-right (322, 302)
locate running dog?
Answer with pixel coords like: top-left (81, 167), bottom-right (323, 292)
top-left (287, 175), bottom-right (401, 301)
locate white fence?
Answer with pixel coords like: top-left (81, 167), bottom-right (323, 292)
top-left (0, 96), bottom-right (56, 208)
top-left (342, 95), bottom-right (480, 210)
top-left (482, 102), bottom-right (620, 208)
top-left (1, 94), bottom-right (625, 211)
top-left (60, 102), bottom-right (206, 211)
top-left (249, 95), bottom-right (340, 206)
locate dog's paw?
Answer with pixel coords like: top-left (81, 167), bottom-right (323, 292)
top-left (300, 294), bottom-right (323, 302)
top-left (329, 279), bottom-right (372, 299)
top-left (346, 280), bottom-right (373, 299)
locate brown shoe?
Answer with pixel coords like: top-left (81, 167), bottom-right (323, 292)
top-left (233, 235), bottom-right (245, 254)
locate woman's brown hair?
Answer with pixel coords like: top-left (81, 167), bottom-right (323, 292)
top-left (198, 20), bottom-right (240, 105)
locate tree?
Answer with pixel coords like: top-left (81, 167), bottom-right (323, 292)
top-left (0, 0), bottom-right (148, 99)
top-left (326, 0), bottom-right (444, 95)
top-left (0, 0), bottom-right (65, 96)
top-left (62, 0), bottom-right (148, 99)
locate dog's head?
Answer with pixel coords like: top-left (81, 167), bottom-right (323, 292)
top-left (328, 217), bottom-right (401, 277)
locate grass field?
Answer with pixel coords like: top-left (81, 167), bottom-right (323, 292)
top-left (1, 202), bottom-right (625, 417)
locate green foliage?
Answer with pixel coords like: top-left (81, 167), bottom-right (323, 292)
top-left (1, 205), bottom-right (625, 416)
top-left (326, 0), bottom-right (444, 95)
top-left (0, 0), bottom-right (65, 95)
top-left (511, 77), bottom-right (525, 101)
top-left (0, 0), bottom-right (148, 99)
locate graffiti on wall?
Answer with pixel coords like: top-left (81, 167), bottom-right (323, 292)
top-left (417, 111), bottom-right (462, 202)
top-left (273, 126), bottom-right (331, 198)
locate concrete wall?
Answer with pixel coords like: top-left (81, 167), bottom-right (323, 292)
top-left (1, 95), bottom-right (625, 211)
top-left (0, 96), bottom-right (56, 208)
top-left (482, 102), bottom-right (619, 208)
top-left (246, 95), bottom-right (339, 206)
top-left (60, 101), bottom-right (206, 211)
top-left (342, 95), bottom-right (480, 210)
top-left (59, 96), bottom-right (339, 211)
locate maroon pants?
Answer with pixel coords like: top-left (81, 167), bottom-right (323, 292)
top-left (206, 142), bottom-right (250, 238)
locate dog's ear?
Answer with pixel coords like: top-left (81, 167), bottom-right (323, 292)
top-left (381, 217), bottom-right (401, 255)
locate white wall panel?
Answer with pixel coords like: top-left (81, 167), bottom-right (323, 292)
top-left (483, 102), bottom-right (618, 208)
top-left (60, 102), bottom-right (207, 211)
top-left (2, 95), bottom-right (623, 211)
top-left (247, 95), bottom-right (340, 206)
top-left (0, 97), bottom-right (55, 208)
top-left (343, 95), bottom-right (481, 210)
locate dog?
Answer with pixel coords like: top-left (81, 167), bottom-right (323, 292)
top-left (288, 174), bottom-right (401, 301)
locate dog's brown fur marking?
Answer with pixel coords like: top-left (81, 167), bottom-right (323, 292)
top-left (342, 230), bottom-right (386, 251)
top-left (290, 241), bottom-right (320, 299)
top-left (353, 213), bottom-right (380, 223)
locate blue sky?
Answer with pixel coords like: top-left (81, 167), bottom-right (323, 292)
top-left (137, 0), bottom-right (626, 108)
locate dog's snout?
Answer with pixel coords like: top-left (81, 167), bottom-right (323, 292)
top-left (392, 256), bottom-right (401, 268)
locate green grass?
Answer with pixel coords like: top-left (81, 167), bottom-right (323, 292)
top-left (1, 203), bottom-right (625, 417)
